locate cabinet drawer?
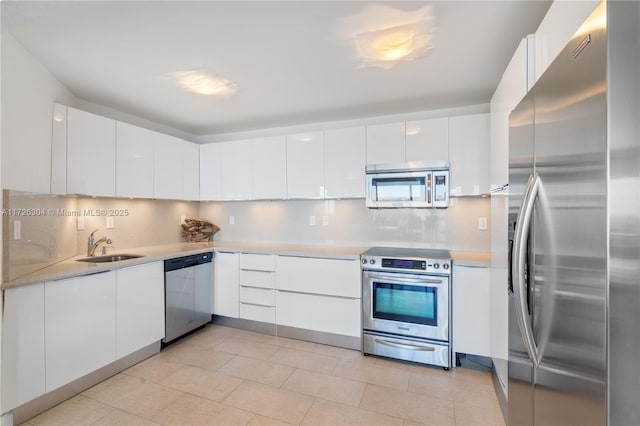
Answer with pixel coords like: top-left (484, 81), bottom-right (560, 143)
top-left (240, 303), bottom-right (276, 323)
top-left (239, 270), bottom-right (275, 289)
top-left (240, 253), bottom-right (276, 271)
top-left (239, 286), bottom-right (275, 306)
top-left (276, 256), bottom-right (360, 298)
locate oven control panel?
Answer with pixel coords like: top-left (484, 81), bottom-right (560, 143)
top-left (360, 255), bottom-right (451, 275)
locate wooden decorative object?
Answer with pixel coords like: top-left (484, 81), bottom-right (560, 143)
top-left (181, 218), bottom-right (219, 242)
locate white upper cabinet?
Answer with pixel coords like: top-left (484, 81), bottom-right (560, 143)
top-left (153, 133), bottom-right (184, 200)
top-left (221, 140), bottom-right (253, 200)
top-left (200, 143), bottom-right (223, 201)
top-left (50, 103), bottom-right (67, 195)
top-left (116, 121), bottom-right (154, 198)
top-left (324, 126), bottom-right (366, 198)
top-left (405, 117), bottom-right (449, 162)
top-left (287, 132), bottom-right (325, 199)
top-left (490, 37), bottom-right (532, 189)
top-left (366, 122), bottom-right (405, 165)
top-left (182, 141), bottom-right (200, 201)
top-left (252, 136), bottom-right (287, 200)
top-left (534, 0), bottom-right (599, 83)
top-left (449, 114), bottom-right (490, 195)
top-left (67, 107), bottom-right (116, 196)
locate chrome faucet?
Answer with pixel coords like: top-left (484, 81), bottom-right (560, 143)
top-left (87, 229), bottom-right (113, 257)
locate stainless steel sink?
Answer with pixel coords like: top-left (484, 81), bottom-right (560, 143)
top-left (76, 254), bottom-right (143, 263)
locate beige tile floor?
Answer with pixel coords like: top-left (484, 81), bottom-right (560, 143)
top-left (21, 325), bottom-right (505, 426)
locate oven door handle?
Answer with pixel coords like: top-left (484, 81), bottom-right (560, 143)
top-left (374, 338), bottom-right (436, 351)
top-left (366, 274), bottom-right (443, 285)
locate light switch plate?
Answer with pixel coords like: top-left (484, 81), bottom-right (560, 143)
top-left (76, 217), bottom-right (85, 230)
top-left (322, 215), bottom-right (329, 226)
top-left (478, 217), bottom-right (488, 231)
top-left (309, 215), bottom-right (316, 226)
top-left (106, 216), bottom-right (114, 229)
top-left (180, 215), bottom-right (186, 225)
top-left (229, 215), bottom-right (235, 225)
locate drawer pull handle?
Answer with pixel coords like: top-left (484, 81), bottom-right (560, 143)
top-left (374, 338), bottom-right (436, 351)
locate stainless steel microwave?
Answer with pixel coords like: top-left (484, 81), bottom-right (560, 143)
top-left (365, 161), bottom-right (449, 208)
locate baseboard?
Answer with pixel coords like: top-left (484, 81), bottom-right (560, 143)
top-left (211, 315), bottom-right (360, 350)
top-left (491, 360), bottom-right (508, 423)
top-left (10, 342), bottom-right (160, 426)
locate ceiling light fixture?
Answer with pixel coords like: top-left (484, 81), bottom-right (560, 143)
top-left (356, 23), bottom-right (432, 66)
top-left (170, 69), bottom-right (237, 97)
top-left (335, 5), bottom-right (435, 70)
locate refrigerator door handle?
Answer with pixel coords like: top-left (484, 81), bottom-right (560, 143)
top-left (512, 172), bottom-right (542, 367)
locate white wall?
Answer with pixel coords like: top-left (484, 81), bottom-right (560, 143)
top-left (200, 198), bottom-right (491, 252)
top-left (1, 34), bottom-right (75, 193)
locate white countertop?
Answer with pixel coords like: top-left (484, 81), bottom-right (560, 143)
top-left (2, 240), bottom-right (490, 290)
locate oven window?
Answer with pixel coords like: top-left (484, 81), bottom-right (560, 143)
top-left (372, 282), bottom-right (437, 326)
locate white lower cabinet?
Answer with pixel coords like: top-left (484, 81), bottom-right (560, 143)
top-left (116, 262), bottom-right (165, 358)
top-left (45, 271), bottom-right (117, 392)
top-left (239, 253), bottom-right (276, 323)
top-left (214, 252), bottom-right (240, 318)
top-left (276, 255), bottom-right (361, 337)
top-left (1, 283), bottom-right (46, 412)
top-left (453, 265), bottom-right (491, 357)
top-left (276, 291), bottom-right (361, 337)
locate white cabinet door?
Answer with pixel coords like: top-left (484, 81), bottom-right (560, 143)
top-left (405, 117), bottom-right (449, 162)
top-left (366, 122), bottom-right (405, 165)
top-left (214, 252), bottom-right (240, 317)
top-left (324, 126), bottom-right (366, 198)
top-left (453, 265), bottom-right (491, 357)
top-left (490, 38), bottom-right (530, 189)
top-left (67, 107), bottom-right (116, 196)
top-left (221, 141), bottom-right (253, 200)
top-left (276, 291), bottom-right (361, 337)
top-left (252, 136), bottom-right (287, 200)
top-left (116, 262), bottom-right (165, 358)
top-left (183, 141), bottom-right (200, 201)
top-left (449, 114), bottom-right (490, 195)
top-left (200, 143), bottom-right (223, 200)
top-left (534, 0), bottom-right (599, 83)
top-left (116, 121), bottom-right (154, 198)
top-left (286, 132), bottom-right (324, 199)
top-left (276, 256), bottom-right (360, 298)
top-left (154, 133), bottom-right (184, 200)
top-left (45, 271), bottom-right (117, 392)
top-left (1, 283), bottom-right (45, 411)
top-left (51, 103), bottom-right (67, 195)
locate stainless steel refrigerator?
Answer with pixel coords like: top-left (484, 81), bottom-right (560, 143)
top-left (508, 1), bottom-right (640, 425)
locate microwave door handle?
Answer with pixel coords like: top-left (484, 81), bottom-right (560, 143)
top-left (366, 274), bottom-right (443, 285)
top-left (512, 172), bottom-right (542, 368)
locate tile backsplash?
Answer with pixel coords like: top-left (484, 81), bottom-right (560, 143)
top-left (199, 197), bottom-right (491, 251)
top-left (3, 191), bottom-right (198, 281)
top-left (3, 191), bottom-right (490, 282)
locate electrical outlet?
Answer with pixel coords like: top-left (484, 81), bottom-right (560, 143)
top-left (76, 217), bottom-right (85, 230)
top-left (322, 215), bottom-right (329, 226)
top-left (180, 215), bottom-right (186, 225)
top-left (13, 220), bottom-right (21, 240)
top-left (478, 217), bottom-right (488, 231)
top-left (106, 216), bottom-right (114, 229)
top-left (229, 215), bottom-right (235, 225)
top-left (309, 215), bottom-right (316, 226)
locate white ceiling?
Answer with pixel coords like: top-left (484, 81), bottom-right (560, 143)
top-left (3, 1), bottom-right (551, 136)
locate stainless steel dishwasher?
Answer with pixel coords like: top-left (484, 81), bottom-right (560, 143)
top-left (163, 252), bottom-right (213, 344)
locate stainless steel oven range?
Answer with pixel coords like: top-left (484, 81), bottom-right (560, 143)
top-left (361, 247), bottom-right (452, 369)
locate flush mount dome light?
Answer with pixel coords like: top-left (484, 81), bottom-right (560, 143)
top-left (335, 5), bottom-right (435, 69)
top-left (171, 69), bottom-right (237, 97)
top-left (356, 23), bottom-right (432, 65)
